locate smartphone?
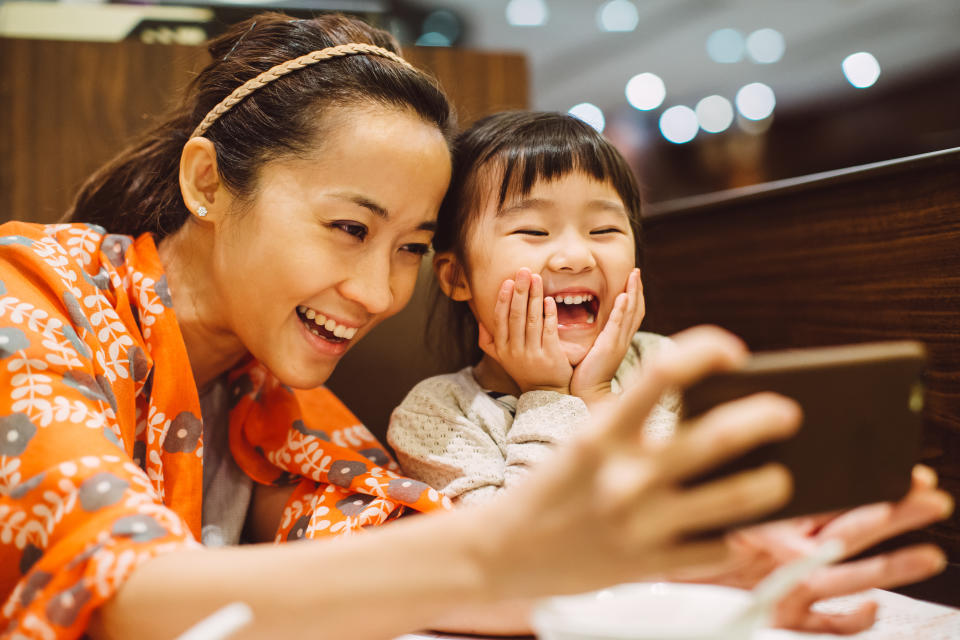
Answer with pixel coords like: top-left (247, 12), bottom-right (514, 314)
top-left (682, 340), bottom-right (926, 523)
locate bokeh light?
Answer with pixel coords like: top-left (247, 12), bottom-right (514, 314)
top-left (842, 52), bottom-right (881, 88)
top-left (625, 72), bottom-right (666, 111)
top-left (506, 0), bottom-right (548, 27)
top-left (695, 95), bottom-right (734, 133)
top-left (597, 0), bottom-right (639, 33)
top-left (659, 106), bottom-right (698, 144)
top-left (706, 28), bottom-right (744, 64)
top-left (735, 82), bottom-right (776, 120)
top-left (569, 102), bottom-right (606, 133)
top-left (746, 28), bottom-right (785, 64)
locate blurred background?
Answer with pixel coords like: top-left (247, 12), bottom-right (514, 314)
top-left (2, 0), bottom-right (959, 206)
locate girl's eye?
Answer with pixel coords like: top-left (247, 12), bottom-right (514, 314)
top-left (333, 222), bottom-right (368, 240)
top-left (591, 227), bottom-right (624, 235)
top-left (401, 243), bottom-right (430, 256)
top-left (512, 229), bottom-right (548, 236)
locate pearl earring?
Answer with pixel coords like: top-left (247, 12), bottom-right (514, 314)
top-left (197, 206), bottom-right (208, 217)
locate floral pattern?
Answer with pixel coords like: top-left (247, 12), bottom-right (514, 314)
top-left (0, 222), bottom-right (449, 639)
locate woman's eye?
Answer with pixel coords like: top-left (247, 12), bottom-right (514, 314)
top-left (401, 243), bottom-right (430, 256)
top-left (333, 222), bottom-right (368, 240)
top-left (512, 229), bottom-right (548, 236)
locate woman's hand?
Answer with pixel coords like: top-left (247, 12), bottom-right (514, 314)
top-left (710, 464), bottom-right (953, 633)
top-left (473, 326), bottom-right (803, 598)
top-left (478, 268), bottom-right (573, 394)
top-left (569, 268), bottom-right (645, 408)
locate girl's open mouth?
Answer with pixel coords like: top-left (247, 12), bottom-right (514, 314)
top-left (553, 293), bottom-right (599, 326)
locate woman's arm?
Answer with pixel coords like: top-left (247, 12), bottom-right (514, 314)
top-left (92, 327), bottom-right (801, 639)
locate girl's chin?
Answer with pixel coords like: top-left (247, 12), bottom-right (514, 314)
top-left (561, 341), bottom-right (590, 367)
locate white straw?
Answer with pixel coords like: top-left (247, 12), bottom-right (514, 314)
top-left (175, 602), bottom-right (254, 640)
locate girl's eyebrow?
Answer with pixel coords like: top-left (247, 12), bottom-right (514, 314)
top-left (498, 198), bottom-right (627, 216)
top-left (497, 198), bottom-right (553, 217)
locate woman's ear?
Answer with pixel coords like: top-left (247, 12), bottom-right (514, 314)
top-left (434, 252), bottom-right (472, 301)
top-left (179, 137), bottom-right (226, 220)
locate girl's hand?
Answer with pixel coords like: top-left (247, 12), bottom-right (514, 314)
top-left (570, 268), bottom-right (645, 408)
top-left (478, 268), bottom-right (573, 394)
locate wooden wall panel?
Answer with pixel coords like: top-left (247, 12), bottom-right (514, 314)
top-left (642, 147), bottom-right (960, 604)
top-left (0, 37), bottom-right (527, 224)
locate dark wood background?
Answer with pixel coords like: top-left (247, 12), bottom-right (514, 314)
top-left (0, 37), bottom-right (528, 224)
top-left (642, 147), bottom-right (960, 604)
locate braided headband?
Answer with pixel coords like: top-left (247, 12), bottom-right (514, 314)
top-left (190, 43), bottom-right (415, 138)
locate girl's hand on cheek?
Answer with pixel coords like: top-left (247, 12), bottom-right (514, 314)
top-left (477, 268), bottom-right (573, 394)
top-left (570, 268), bottom-right (644, 408)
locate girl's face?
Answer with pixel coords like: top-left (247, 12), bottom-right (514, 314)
top-left (212, 107), bottom-right (451, 389)
top-left (457, 171), bottom-right (639, 366)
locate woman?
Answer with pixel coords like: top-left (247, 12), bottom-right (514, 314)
top-left (0, 13), bottom-right (950, 640)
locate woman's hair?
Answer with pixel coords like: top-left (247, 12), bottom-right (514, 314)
top-left (429, 110), bottom-right (644, 368)
top-left (66, 12), bottom-right (454, 238)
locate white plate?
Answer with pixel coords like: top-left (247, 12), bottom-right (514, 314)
top-left (532, 582), bottom-right (756, 640)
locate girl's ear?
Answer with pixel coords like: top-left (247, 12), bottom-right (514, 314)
top-left (434, 252), bottom-right (472, 301)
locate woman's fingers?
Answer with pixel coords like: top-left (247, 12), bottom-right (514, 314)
top-left (815, 487), bottom-right (953, 558)
top-left (665, 464), bottom-right (793, 536)
top-left (773, 544), bottom-right (945, 633)
top-left (653, 392), bottom-right (801, 484)
top-left (601, 326), bottom-right (749, 443)
top-left (526, 273), bottom-right (544, 348)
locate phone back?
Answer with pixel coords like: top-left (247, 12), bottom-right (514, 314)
top-left (682, 341), bottom-right (926, 523)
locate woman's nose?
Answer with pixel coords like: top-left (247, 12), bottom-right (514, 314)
top-left (340, 251), bottom-right (393, 315)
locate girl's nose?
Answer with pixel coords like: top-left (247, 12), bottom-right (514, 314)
top-left (547, 234), bottom-right (597, 273)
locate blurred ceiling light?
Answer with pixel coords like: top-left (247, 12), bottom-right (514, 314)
top-left (422, 9), bottom-right (460, 42)
top-left (706, 28), bottom-right (744, 64)
top-left (415, 31), bottom-right (451, 46)
top-left (842, 52), bottom-right (881, 88)
top-left (735, 82), bottom-right (776, 120)
top-left (569, 103), bottom-right (606, 133)
top-left (597, 0), bottom-right (639, 32)
top-left (659, 106), bottom-right (698, 144)
top-left (745, 28), bottom-right (784, 64)
top-left (695, 95), bottom-right (734, 133)
top-left (506, 0), bottom-right (548, 27)
top-left (625, 72), bottom-right (666, 111)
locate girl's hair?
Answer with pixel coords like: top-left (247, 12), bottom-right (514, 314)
top-left (66, 12), bottom-right (454, 238)
top-left (429, 110), bottom-right (644, 368)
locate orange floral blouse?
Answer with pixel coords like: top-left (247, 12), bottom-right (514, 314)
top-left (0, 222), bottom-right (450, 639)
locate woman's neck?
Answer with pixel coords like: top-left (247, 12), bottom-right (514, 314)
top-left (156, 222), bottom-right (249, 391)
top-left (472, 355), bottom-right (522, 397)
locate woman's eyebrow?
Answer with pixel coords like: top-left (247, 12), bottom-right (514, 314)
top-left (330, 191), bottom-right (435, 231)
top-left (331, 191), bottom-right (389, 218)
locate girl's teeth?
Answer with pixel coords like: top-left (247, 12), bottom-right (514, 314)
top-left (305, 309), bottom-right (316, 320)
top-left (324, 318), bottom-right (336, 332)
top-left (587, 313), bottom-right (595, 324)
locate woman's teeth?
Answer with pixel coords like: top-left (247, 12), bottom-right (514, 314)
top-left (557, 294), bottom-right (594, 305)
top-left (297, 305), bottom-right (358, 340)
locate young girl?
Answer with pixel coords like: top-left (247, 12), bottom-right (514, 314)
top-left (388, 111), bottom-right (679, 504)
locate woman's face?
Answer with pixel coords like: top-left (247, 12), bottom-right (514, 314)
top-left (212, 107), bottom-right (451, 389)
